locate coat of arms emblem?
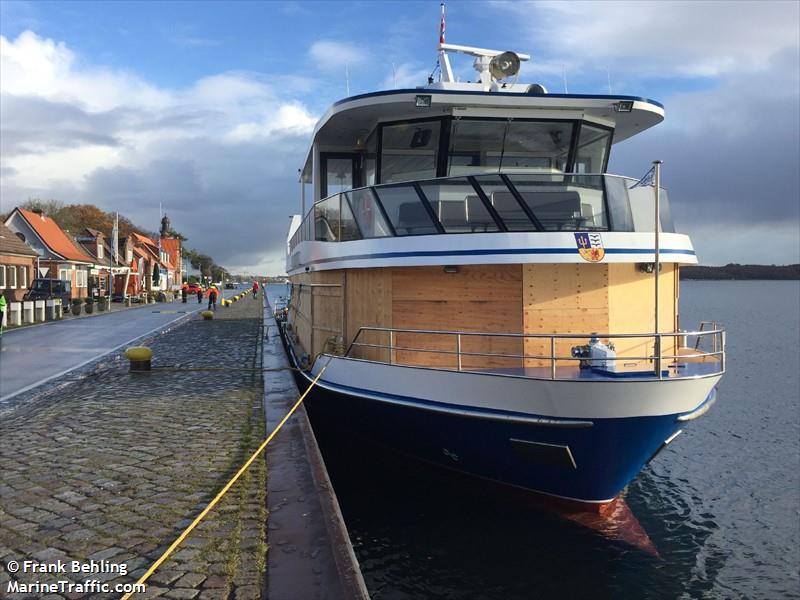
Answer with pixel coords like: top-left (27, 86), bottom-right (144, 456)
top-left (574, 232), bottom-right (605, 262)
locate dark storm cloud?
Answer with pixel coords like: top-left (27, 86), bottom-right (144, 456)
top-left (82, 134), bottom-right (310, 270)
top-left (0, 95), bottom-right (122, 155)
top-left (610, 48), bottom-right (800, 229)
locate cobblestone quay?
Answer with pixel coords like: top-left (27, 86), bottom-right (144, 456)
top-left (1, 294), bottom-right (268, 599)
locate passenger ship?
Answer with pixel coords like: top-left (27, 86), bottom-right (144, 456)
top-left (280, 38), bottom-right (725, 512)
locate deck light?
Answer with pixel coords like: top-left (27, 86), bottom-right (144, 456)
top-left (443, 265), bottom-right (459, 273)
top-left (415, 94), bottom-right (432, 108)
top-left (614, 100), bottom-right (634, 112)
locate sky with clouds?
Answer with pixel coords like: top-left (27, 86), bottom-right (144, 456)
top-left (1, 0), bottom-right (798, 272)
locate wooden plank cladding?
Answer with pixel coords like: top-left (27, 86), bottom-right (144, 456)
top-left (288, 270), bottom-right (344, 361)
top-left (289, 261), bottom-right (678, 373)
top-left (345, 268), bottom-right (392, 363)
top-left (523, 263), bottom-right (609, 368)
top-left (522, 263), bottom-right (678, 369)
top-left (392, 265), bottom-right (523, 369)
top-left (607, 262), bottom-right (678, 366)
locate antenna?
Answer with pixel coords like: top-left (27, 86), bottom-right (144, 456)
top-left (606, 66), bottom-right (612, 94)
top-left (392, 62), bottom-right (397, 89)
top-left (345, 63), bottom-right (350, 96)
top-left (562, 65), bottom-right (568, 93)
top-left (437, 4), bottom-right (455, 82)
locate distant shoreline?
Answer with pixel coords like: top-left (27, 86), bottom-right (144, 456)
top-left (680, 264), bottom-right (799, 280)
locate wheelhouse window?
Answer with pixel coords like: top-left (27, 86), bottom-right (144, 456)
top-left (379, 120), bottom-right (441, 184)
top-left (448, 119), bottom-right (506, 175)
top-left (502, 121), bottom-right (573, 171)
top-left (574, 124), bottom-right (612, 174)
top-left (447, 119), bottom-right (576, 177)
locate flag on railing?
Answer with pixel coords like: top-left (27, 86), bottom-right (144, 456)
top-left (629, 165), bottom-right (656, 188)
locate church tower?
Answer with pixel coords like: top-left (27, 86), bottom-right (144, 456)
top-left (160, 213), bottom-right (170, 237)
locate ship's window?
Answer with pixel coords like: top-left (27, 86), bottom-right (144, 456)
top-left (508, 174), bottom-right (608, 231)
top-left (419, 179), bottom-right (499, 233)
top-left (447, 119), bottom-right (506, 176)
top-left (374, 186), bottom-right (438, 236)
top-left (574, 124), bottom-right (612, 174)
top-left (322, 156), bottom-right (355, 197)
top-left (447, 119), bottom-right (576, 176)
top-left (502, 121), bottom-right (573, 172)
top-left (473, 176), bottom-right (537, 231)
top-left (346, 188), bottom-right (392, 238)
top-left (380, 120), bottom-right (441, 184)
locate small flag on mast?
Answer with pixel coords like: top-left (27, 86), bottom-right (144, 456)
top-left (439, 3), bottom-right (446, 44)
top-left (630, 165), bottom-right (656, 188)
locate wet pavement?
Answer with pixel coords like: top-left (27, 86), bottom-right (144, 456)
top-left (0, 290), bottom-right (238, 402)
top-left (0, 292), bottom-right (268, 599)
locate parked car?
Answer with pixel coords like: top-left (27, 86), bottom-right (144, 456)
top-left (24, 279), bottom-right (72, 308)
top-left (224, 282), bottom-right (236, 289)
top-left (186, 282), bottom-right (203, 294)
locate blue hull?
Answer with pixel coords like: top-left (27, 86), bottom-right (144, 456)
top-left (298, 372), bottom-right (686, 506)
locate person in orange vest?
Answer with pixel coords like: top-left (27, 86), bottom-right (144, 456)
top-left (252, 281), bottom-right (259, 299)
top-left (206, 284), bottom-right (219, 311)
top-left (181, 283), bottom-right (188, 303)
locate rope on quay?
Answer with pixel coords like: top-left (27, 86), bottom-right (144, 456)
top-left (120, 363), bottom-right (329, 600)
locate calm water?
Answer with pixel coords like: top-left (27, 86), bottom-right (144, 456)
top-left (270, 281), bottom-right (800, 599)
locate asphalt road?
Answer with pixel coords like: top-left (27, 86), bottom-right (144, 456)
top-left (0, 288), bottom-right (242, 402)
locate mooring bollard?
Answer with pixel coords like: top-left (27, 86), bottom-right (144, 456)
top-left (125, 346), bottom-right (153, 372)
top-left (202, 310), bottom-right (214, 320)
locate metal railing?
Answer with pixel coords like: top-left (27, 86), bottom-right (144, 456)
top-left (344, 325), bottom-right (725, 381)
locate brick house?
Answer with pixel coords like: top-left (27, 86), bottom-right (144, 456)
top-left (0, 222), bottom-right (38, 302)
top-left (4, 207), bottom-right (94, 300)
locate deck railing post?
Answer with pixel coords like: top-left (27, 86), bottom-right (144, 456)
top-left (456, 334), bottom-right (462, 371)
top-left (655, 335), bottom-right (662, 380)
top-left (721, 330), bottom-right (726, 373)
top-left (550, 337), bottom-right (556, 380)
top-left (389, 330), bottom-right (394, 365)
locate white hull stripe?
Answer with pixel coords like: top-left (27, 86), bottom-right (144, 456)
top-left (302, 370), bottom-right (594, 428)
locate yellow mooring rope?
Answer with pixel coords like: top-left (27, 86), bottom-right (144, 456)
top-left (121, 364), bottom-right (328, 600)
